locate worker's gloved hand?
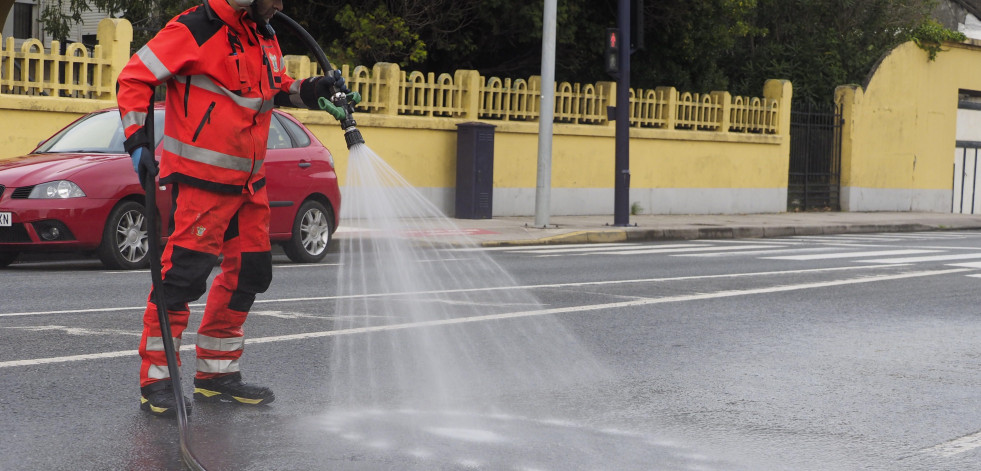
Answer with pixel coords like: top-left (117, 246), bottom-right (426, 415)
top-left (130, 147), bottom-right (158, 184)
top-left (301, 71), bottom-right (348, 110)
top-left (318, 69), bottom-right (348, 95)
top-left (124, 128), bottom-right (158, 184)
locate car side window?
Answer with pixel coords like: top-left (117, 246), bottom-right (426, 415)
top-left (280, 115), bottom-right (311, 148)
top-left (267, 114), bottom-right (292, 150)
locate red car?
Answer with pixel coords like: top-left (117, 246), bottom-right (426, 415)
top-left (0, 106), bottom-right (341, 269)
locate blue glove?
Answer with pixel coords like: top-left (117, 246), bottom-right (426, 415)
top-left (130, 146), bottom-right (158, 185)
top-left (124, 127), bottom-right (158, 184)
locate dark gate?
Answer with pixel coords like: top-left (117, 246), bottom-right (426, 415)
top-left (788, 102), bottom-right (843, 211)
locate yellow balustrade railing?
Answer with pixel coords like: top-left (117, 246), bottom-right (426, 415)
top-left (1, 37), bottom-right (112, 98)
top-left (400, 70), bottom-right (463, 117)
top-left (0, 20), bottom-right (783, 135)
top-left (730, 94), bottom-right (779, 133)
top-left (480, 76), bottom-right (539, 121)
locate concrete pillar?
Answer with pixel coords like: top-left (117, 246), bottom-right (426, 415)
top-left (711, 91), bottom-right (732, 132)
top-left (835, 84), bottom-right (863, 210)
top-left (764, 79), bottom-right (794, 189)
top-left (656, 86), bottom-right (677, 130)
top-left (454, 69), bottom-right (482, 120)
top-left (374, 62), bottom-right (400, 116)
top-left (97, 18), bottom-right (132, 100)
top-left (764, 79), bottom-right (793, 135)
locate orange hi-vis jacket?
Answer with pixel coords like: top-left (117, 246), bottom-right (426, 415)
top-left (117, 0), bottom-right (300, 194)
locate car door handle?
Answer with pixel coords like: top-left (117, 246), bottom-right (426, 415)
top-left (298, 162), bottom-right (311, 168)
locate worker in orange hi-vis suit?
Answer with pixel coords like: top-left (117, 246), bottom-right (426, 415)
top-left (116, 0), bottom-right (346, 417)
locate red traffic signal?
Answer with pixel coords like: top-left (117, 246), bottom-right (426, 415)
top-left (605, 28), bottom-right (620, 76)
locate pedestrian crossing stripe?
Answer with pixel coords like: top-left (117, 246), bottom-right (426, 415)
top-left (592, 244), bottom-right (784, 256)
top-left (764, 249), bottom-right (942, 261)
top-left (862, 253), bottom-right (981, 264)
top-left (511, 243), bottom-right (703, 255)
top-left (453, 242), bottom-right (641, 252)
top-left (949, 262), bottom-right (981, 269)
top-left (679, 247), bottom-right (838, 257)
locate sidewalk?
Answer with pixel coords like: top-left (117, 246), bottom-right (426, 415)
top-left (437, 212), bottom-right (981, 246)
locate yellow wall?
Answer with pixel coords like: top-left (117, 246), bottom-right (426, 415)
top-left (0, 96), bottom-right (115, 155)
top-left (1, 92), bottom-right (790, 216)
top-left (284, 90), bottom-right (790, 216)
top-left (837, 39), bottom-right (981, 211)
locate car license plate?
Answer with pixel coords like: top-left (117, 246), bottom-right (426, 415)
top-left (0, 212), bottom-right (10, 226)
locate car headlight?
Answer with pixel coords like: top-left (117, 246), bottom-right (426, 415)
top-left (28, 180), bottom-right (86, 199)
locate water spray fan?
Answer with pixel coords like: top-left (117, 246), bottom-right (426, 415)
top-left (273, 12), bottom-right (366, 149)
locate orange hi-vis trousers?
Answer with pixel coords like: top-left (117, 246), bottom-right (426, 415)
top-left (139, 183), bottom-right (272, 387)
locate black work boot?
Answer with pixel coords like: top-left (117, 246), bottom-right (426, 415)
top-left (140, 380), bottom-right (192, 417)
top-left (193, 372), bottom-right (275, 405)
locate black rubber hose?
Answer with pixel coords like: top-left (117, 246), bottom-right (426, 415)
top-left (273, 12), bottom-right (365, 148)
top-left (142, 103), bottom-right (206, 471)
top-left (272, 12), bottom-right (334, 76)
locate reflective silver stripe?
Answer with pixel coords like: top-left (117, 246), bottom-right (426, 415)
top-left (289, 93), bottom-right (305, 108)
top-left (136, 45), bottom-right (171, 82)
top-left (184, 75), bottom-right (267, 112)
top-left (260, 98), bottom-right (275, 113)
top-left (163, 136), bottom-right (261, 173)
top-left (196, 358), bottom-right (240, 374)
top-left (145, 336), bottom-right (182, 351)
top-left (147, 364), bottom-right (170, 380)
top-left (121, 110), bottom-right (148, 130)
top-left (196, 334), bottom-right (244, 352)
top-left (289, 80), bottom-right (301, 94)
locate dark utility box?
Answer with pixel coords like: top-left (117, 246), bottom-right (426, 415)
top-left (454, 122), bottom-right (496, 219)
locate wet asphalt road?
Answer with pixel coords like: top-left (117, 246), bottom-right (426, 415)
top-left (3, 231), bottom-right (981, 470)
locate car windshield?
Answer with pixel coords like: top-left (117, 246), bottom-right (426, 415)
top-left (35, 109), bottom-right (165, 154)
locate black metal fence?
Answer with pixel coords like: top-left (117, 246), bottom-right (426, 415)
top-left (953, 142), bottom-right (981, 214)
top-left (788, 102), bottom-right (843, 211)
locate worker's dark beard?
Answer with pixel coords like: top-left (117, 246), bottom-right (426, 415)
top-left (249, 4), bottom-right (276, 38)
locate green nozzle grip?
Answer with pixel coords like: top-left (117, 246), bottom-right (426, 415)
top-left (347, 91), bottom-right (362, 105)
top-left (317, 97), bottom-right (347, 121)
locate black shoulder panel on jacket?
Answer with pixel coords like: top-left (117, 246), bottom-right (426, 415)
top-left (176, 6), bottom-right (222, 47)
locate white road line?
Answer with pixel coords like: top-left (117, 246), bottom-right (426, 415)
top-left (0, 306), bottom-right (145, 318)
top-left (521, 244), bottom-right (709, 255)
top-left (0, 267), bottom-right (964, 369)
top-left (0, 264), bottom-right (913, 319)
top-left (452, 243), bottom-right (641, 252)
top-left (274, 263), bottom-right (340, 269)
top-left (921, 430), bottom-right (981, 457)
top-left (949, 262), bottom-right (981, 269)
top-left (864, 253), bottom-right (981, 264)
top-left (536, 244), bottom-right (785, 257)
top-left (598, 244), bottom-right (787, 256)
top-left (676, 247), bottom-right (837, 258)
top-left (764, 249), bottom-right (942, 261)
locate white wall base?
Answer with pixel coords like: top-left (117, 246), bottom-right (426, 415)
top-left (840, 186), bottom-right (952, 212)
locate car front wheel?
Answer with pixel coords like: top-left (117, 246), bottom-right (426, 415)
top-left (97, 200), bottom-right (150, 270)
top-left (283, 200), bottom-right (333, 263)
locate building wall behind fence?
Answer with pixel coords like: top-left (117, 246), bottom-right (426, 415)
top-left (0, 18), bottom-right (791, 216)
top-left (836, 39), bottom-right (981, 212)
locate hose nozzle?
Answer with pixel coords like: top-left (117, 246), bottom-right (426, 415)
top-left (344, 127), bottom-right (365, 148)
top-left (318, 91), bottom-right (364, 148)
